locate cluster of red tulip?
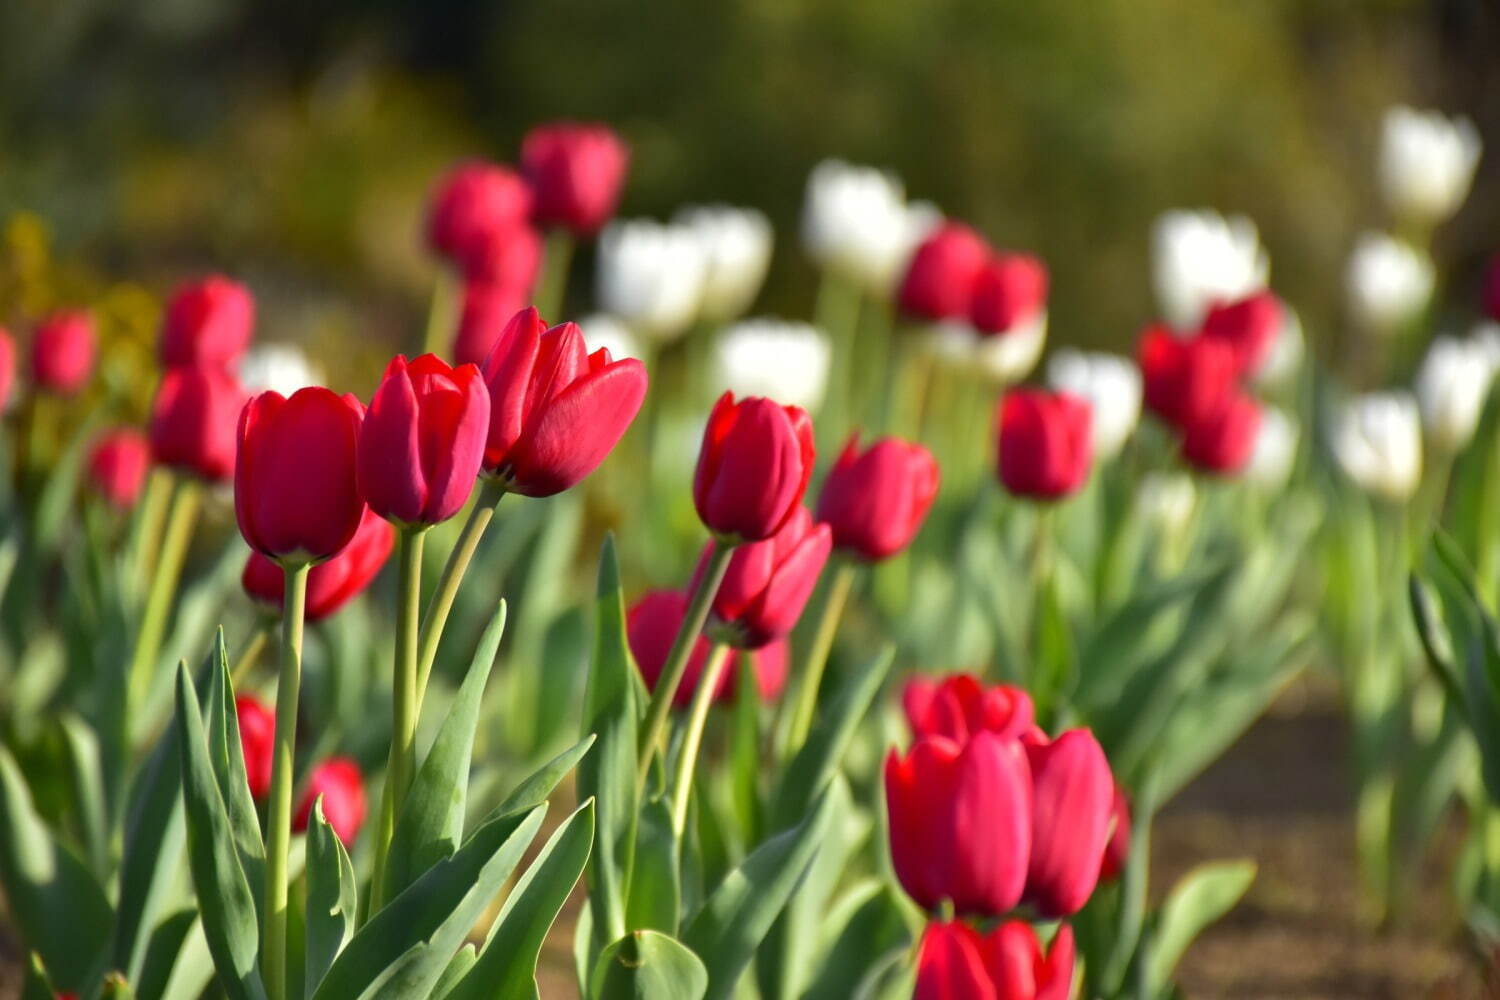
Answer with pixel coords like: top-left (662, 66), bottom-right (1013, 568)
top-left (898, 221), bottom-right (1049, 340)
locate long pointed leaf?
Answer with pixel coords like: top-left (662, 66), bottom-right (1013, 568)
top-left (304, 799), bottom-right (358, 996)
top-left (591, 931), bottom-right (708, 1000)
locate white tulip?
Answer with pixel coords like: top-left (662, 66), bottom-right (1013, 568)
top-left (1378, 105), bottom-right (1482, 227)
top-left (596, 219), bottom-right (707, 342)
top-left (1136, 473), bottom-right (1197, 538)
top-left (238, 343), bottom-right (323, 397)
top-left (1151, 209), bottom-right (1269, 330)
top-left (1046, 349), bottom-right (1142, 458)
top-left (1331, 391), bottom-right (1423, 502)
top-left (1345, 232), bottom-right (1433, 335)
top-left (802, 160), bottom-right (941, 296)
top-left (1415, 335), bottom-right (1495, 452)
top-left (1246, 407), bottom-right (1298, 492)
top-left (973, 313), bottom-right (1047, 385)
top-left (1473, 322), bottom-right (1500, 373)
top-left (675, 204), bottom-right (773, 323)
top-left (577, 313), bottom-right (642, 362)
top-left (713, 319), bottom-right (831, 412)
top-left (1252, 303), bottom-right (1305, 389)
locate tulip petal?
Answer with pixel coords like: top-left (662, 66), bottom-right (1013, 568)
top-left (507, 358), bottom-right (647, 497)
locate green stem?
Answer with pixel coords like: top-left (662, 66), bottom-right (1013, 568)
top-left (372, 526), bottom-right (426, 909)
top-left (781, 562), bottom-right (857, 760)
top-left (420, 269), bottom-right (460, 358)
top-left (125, 477), bottom-right (202, 717)
top-left (669, 643), bottom-right (732, 836)
top-left (813, 273), bottom-right (862, 448)
top-left (127, 467), bottom-right (173, 593)
top-left (636, 539), bottom-right (736, 792)
top-left (534, 229), bottom-right (575, 321)
top-left (263, 561), bottom-right (309, 1000)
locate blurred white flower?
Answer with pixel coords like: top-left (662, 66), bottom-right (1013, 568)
top-left (802, 160), bottom-right (941, 296)
top-left (973, 313), bottom-right (1048, 385)
top-left (1378, 105), bottom-right (1482, 227)
top-left (1246, 407), bottom-right (1299, 492)
top-left (1136, 473), bottom-right (1197, 538)
top-left (1474, 321), bottom-right (1500, 372)
top-left (713, 319), bottom-right (831, 412)
top-left (1331, 391), bottom-right (1423, 502)
top-left (1345, 232), bottom-right (1433, 335)
top-left (1415, 334), bottom-right (1495, 452)
top-left (577, 313), bottom-right (642, 362)
top-left (1047, 349), bottom-right (1142, 458)
top-left (675, 204), bottom-right (773, 323)
top-left (1252, 303), bottom-right (1305, 389)
top-left (238, 343), bottom-right (323, 397)
top-left (1151, 209), bottom-right (1269, 330)
top-left (596, 219), bottom-right (707, 342)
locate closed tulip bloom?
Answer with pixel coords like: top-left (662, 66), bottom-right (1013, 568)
top-left (31, 310), bottom-right (96, 395)
top-left (1331, 391), bottom-right (1423, 503)
top-left (703, 506), bottom-right (831, 648)
top-left (886, 732), bottom-right (1032, 916)
top-left (676, 204), bottom-right (773, 323)
top-left (971, 254), bottom-right (1048, 336)
top-left (293, 757), bottom-right (367, 847)
top-left (150, 366), bottom-right (248, 482)
top-left (898, 223), bottom-right (990, 322)
top-left (1137, 325), bottom-right (1239, 430)
top-left (1046, 349), bottom-right (1142, 459)
top-left (425, 161), bottom-right (533, 267)
top-left (1023, 728), bottom-right (1114, 917)
top-left (243, 507), bottom-right (395, 622)
top-left (87, 429), bottom-right (151, 509)
top-left (1181, 392), bottom-right (1262, 476)
top-left (713, 320), bottom-right (831, 414)
top-left (481, 308), bottom-right (648, 496)
top-left (997, 390), bottom-right (1092, 501)
top-left (596, 219), bottom-right (708, 341)
top-left (1200, 291), bottom-right (1281, 377)
top-left (1151, 209), bottom-right (1268, 331)
top-left (1346, 232), bottom-right (1433, 335)
top-left (236, 695), bottom-right (275, 800)
top-left (1378, 106), bottom-right (1482, 227)
top-left (902, 673), bottom-right (1035, 745)
top-left (459, 223), bottom-right (542, 289)
top-left (914, 921), bottom-right (1075, 1000)
top-left (236, 387), bottom-right (366, 563)
top-left (1098, 786), bottom-right (1132, 883)
top-left (817, 434), bottom-right (939, 561)
top-left (161, 275), bottom-right (255, 369)
top-left (521, 122), bottom-right (629, 238)
top-left (801, 160), bottom-right (940, 295)
top-left (1416, 335), bottom-right (1495, 452)
top-left (0, 328), bottom-right (13, 412)
top-left (453, 281), bottom-right (531, 368)
top-left (628, 589), bottom-right (788, 707)
top-left (358, 354), bottom-right (489, 526)
top-left (1245, 406), bottom-right (1299, 492)
top-left (694, 391), bottom-right (816, 542)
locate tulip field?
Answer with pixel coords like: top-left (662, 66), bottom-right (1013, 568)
top-left (0, 97), bottom-right (1497, 1000)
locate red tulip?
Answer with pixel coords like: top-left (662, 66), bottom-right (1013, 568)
top-left (971, 254), bottom-right (1048, 335)
top-left (915, 920), bottom-right (1075, 1000)
top-left (1484, 254), bottom-right (1500, 323)
top-left (150, 366), bottom-right (248, 482)
top-left (161, 276), bottom-right (255, 369)
top-left (1181, 391), bottom-right (1261, 476)
top-left (460, 223), bottom-right (542, 289)
top-left (1200, 291), bottom-right (1281, 377)
top-left (694, 391), bottom-right (815, 543)
top-left (243, 507), bottom-right (395, 622)
top-left (426, 161), bottom-right (534, 269)
top-left (1023, 728), bottom-right (1114, 917)
top-left (903, 673), bottom-right (1035, 745)
top-left (897, 223), bottom-right (990, 322)
top-left (358, 354), bottom-right (489, 527)
top-left (816, 434), bottom-right (939, 561)
top-left (701, 506), bottom-right (831, 648)
top-left (1137, 325), bottom-right (1239, 430)
top-left (520, 122), bottom-right (629, 238)
top-left (997, 390), bottom-right (1093, 501)
top-left (87, 429), bottom-right (151, 509)
top-left (628, 589), bottom-right (788, 707)
top-left (31, 310), bottom-right (95, 395)
top-left (886, 732), bottom-right (1032, 916)
top-left (0, 328), bottom-right (15, 412)
top-left (1098, 785), bottom-right (1132, 883)
top-left (294, 757), bottom-right (367, 847)
top-left (235, 695), bottom-right (275, 800)
top-left (236, 387), bottom-right (366, 564)
top-left (453, 281), bottom-right (530, 368)
top-left (481, 308), bottom-right (648, 497)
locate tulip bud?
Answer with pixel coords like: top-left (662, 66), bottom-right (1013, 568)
top-left (886, 733), bottom-right (1032, 916)
top-left (235, 695), bottom-right (275, 800)
top-left (453, 281), bottom-right (529, 368)
top-left (1346, 232), bottom-right (1433, 335)
top-left (1181, 392), bottom-right (1261, 476)
top-left (713, 320), bottom-right (831, 414)
top-left (358, 354), bottom-right (489, 527)
top-left (1245, 406), bottom-right (1298, 492)
top-left (902, 673), bottom-right (1035, 745)
top-left (915, 920), bottom-right (1076, 1000)
top-left (161, 276), bottom-right (255, 369)
top-left (294, 757), bottom-right (367, 847)
top-left (701, 507), bottom-right (831, 649)
top-left (972, 316), bottom-right (1048, 387)
top-left (694, 391), bottom-right (816, 542)
top-left (1199, 291), bottom-right (1281, 378)
top-left (817, 434), bottom-right (939, 561)
top-left (596, 219), bottom-right (708, 342)
top-left (1023, 728), bottom-right (1114, 917)
top-left (236, 387), bottom-right (366, 564)
top-left (481, 309), bottom-right (648, 497)
top-left (801, 160), bottom-right (940, 296)
top-left (31, 310), bottom-right (96, 396)
top-left (1098, 785), bottom-right (1132, 883)
top-left (1151, 209), bottom-right (1268, 331)
top-left (1378, 105), bottom-right (1481, 227)
top-left (0, 328), bottom-right (14, 413)
top-left (460, 223), bottom-right (542, 290)
top-left (1137, 325), bottom-right (1239, 430)
top-left (971, 254), bottom-right (1048, 336)
top-left (1331, 391), bottom-right (1423, 503)
top-left (1415, 334), bottom-right (1495, 453)
top-left (150, 366), bottom-right (248, 482)
top-left (521, 122), bottom-right (629, 238)
top-left (628, 589), bottom-right (787, 707)
top-left (1485, 255), bottom-right (1500, 324)
top-left (676, 204), bottom-right (773, 323)
top-left (1046, 349), bottom-right (1142, 459)
top-left (425, 161), bottom-right (534, 269)
top-left (243, 507), bottom-right (395, 622)
top-left (898, 223), bottom-right (990, 322)
top-left (87, 429), bottom-right (151, 510)
top-left (997, 390), bottom-right (1093, 501)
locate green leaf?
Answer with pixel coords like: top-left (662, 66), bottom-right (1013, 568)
top-left (204, 630), bottom-right (266, 908)
top-left (591, 930), bottom-right (708, 1000)
top-left (625, 797), bottom-right (680, 934)
top-left (729, 654), bottom-right (764, 846)
top-left (0, 746), bottom-right (113, 993)
top-left (113, 699), bottom-right (186, 983)
top-left (490, 734), bottom-right (595, 820)
top-left (311, 804), bottom-right (546, 1000)
top-left (385, 601), bottom-right (507, 899)
top-left (1410, 574), bottom-right (1467, 717)
top-left (304, 799), bottom-right (359, 996)
top-left (432, 945), bottom-right (477, 1000)
top-left (1031, 570), bottom-right (1075, 718)
top-left (1145, 860), bottom-right (1256, 994)
top-left (450, 800), bottom-right (595, 1000)
top-left (802, 884), bottom-right (914, 1000)
top-left (57, 712), bottom-right (108, 876)
top-left (173, 663), bottom-right (266, 1000)
top-left (22, 952), bottom-right (56, 1000)
top-left (135, 909), bottom-right (200, 1000)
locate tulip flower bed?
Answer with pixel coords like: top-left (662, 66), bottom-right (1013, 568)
top-left (0, 103), bottom-right (1497, 1000)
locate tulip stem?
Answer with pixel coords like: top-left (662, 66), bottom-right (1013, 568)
top-left (669, 642), bottom-right (732, 836)
top-left (780, 561), bottom-right (858, 761)
top-left (534, 229), bottom-right (575, 321)
top-left (126, 467), bottom-right (173, 594)
top-left (415, 480), bottom-right (507, 714)
top-left (420, 269), bottom-right (460, 358)
top-left (263, 561), bottom-right (309, 1000)
top-left (125, 476), bottom-right (201, 721)
top-left (637, 539), bottom-right (735, 792)
top-left (814, 273), bottom-right (862, 448)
